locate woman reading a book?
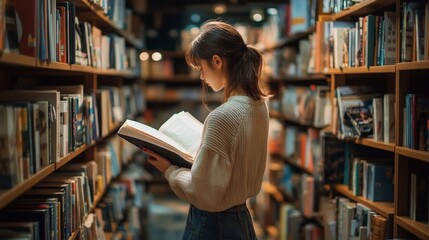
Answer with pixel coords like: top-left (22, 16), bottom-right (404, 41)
top-left (143, 20), bottom-right (269, 240)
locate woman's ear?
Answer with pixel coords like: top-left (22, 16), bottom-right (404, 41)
top-left (212, 55), bottom-right (222, 69)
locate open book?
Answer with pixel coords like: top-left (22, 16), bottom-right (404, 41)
top-left (117, 111), bottom-right (203, 168)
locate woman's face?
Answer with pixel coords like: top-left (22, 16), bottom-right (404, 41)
top-left (199, 56), bottom-right (225, 92)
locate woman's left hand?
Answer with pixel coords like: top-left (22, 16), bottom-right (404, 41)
top-left (142, 148), bottom-right (173, 174)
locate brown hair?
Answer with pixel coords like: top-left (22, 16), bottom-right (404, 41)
top-left (185, 20), bottom-right (267, 103)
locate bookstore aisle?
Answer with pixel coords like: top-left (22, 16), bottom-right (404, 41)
top-left (1, 0), bottom-right (429, 239)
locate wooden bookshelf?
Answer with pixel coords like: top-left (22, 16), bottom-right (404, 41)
top-left (0, 0), bottom-right (146, 239)
top-left (328, 65), bottom-right (396, 74)
top-left (263, 182), bottom-right (284, 203)
top-left (332, 0), bottom-right (396, 21)
top-left (264, 0), bottom-right (429, 239)
top-left (334, 184), bottom-right (394, 218)
top-left (262, 26), bottom-right (316, 51)
top-left (354, 138), bottom-right (395, 152)
top-left (0, 164), bottom-right (55, 209)
top-left (396, 147), bottom-right (429, 163)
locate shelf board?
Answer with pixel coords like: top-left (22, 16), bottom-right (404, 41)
top-left (37, 60), bottom-right (71, 71)
top-left (265, 225), bottom-right (278, 238)
top-left (262, 26), bottom-right (315, 51)
top-left (0, 164), bottom-right (56, 209)
top-left (76, 0), bottom-right (143, 49)
top-left (56, 145), bottom-right (88, 169)
top-left (328, 65), bottom-right (396, 74)
top-left (397, 61), bottom-right (429, 71)
top-left (354, 138), bottom-right (395, 152)
top-left (0, 52), bottom-right (37, 67)
top-left (334, 184), bottom-right (394, 218)
top-left (144, 75), bottom-right (200, 83)
top-left (395, 216), bottom-right (429, 240)
top-left (395, 147), bottom-right (429, 163)
top-left (269, 74), bottom-right (328, 84)
top-left (269, 111), bottom-right (326, 129)
top-left (262, 182), bottom-right (284, 203)
top-left (332, 0), bottom-right (396, 21)
top-left (95, 68), bottom-right (138, 78)
top-left (69, 231), bottom-right (78, 240)
top-left (0, 52), bottom-right (137, 77)
top-left (270, 153), bottom-right (314, 175)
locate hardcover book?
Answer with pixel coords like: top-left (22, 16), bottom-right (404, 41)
top-left (118, 111), bottom-right (203, 168)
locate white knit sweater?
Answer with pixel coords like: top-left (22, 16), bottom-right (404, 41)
top-left (164, 95), bottom-right (269, 212)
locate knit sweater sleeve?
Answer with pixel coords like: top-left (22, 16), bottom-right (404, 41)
top-left (164, 110), bottom-right (236, 212)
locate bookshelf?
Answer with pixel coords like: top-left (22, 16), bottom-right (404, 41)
top-left (0, 0), bottom-right (147, 239)
top-left (264, 0), bottom-right (429, 239)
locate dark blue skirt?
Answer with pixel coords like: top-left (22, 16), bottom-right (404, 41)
top-left (182, 203), bottom-right (257, 240)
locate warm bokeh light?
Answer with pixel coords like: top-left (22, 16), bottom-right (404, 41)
top-left (139, 52), bottom-right (150, 61)
top-left (151, 52), bottom-right (163, 61)
top-left (213, 4), bottom-right (227, 14)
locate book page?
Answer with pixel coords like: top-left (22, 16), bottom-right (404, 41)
top-left (159, 111), bottom-right (203, 157)
top-left (122, 119), bottom-right (190, 155)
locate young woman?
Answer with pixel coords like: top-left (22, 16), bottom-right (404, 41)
top-left (143, 19), bottom-right (270, 240)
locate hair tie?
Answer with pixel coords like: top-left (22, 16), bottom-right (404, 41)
top-left (241, 44), bottom-right (247, 51)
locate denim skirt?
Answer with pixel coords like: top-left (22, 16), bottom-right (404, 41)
top-left (182, 203), bottom-right (257, 240)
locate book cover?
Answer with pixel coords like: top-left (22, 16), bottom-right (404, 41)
top-left (336, 85), bottom-right (380, 139)
top-left (0, 90), bottom-right (61, 163)
top-left (367, 163), bottom-right (394, 202)
top-left (0, 105), bottom-right (19, 188)
top-left (372, 97), bottom-right (383, 141)
top-left (118, 111), bottom-right (203, 169)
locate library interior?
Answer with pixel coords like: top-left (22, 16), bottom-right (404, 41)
top-left (0, 0), bottom-right (429, 239)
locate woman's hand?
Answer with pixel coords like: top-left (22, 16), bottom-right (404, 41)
top-left (142, 148), bottom-right (173, 174)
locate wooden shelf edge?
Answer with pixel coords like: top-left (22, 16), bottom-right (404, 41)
top-left (395, 216), bottom-right (429, 240)
top-left (56, 145), bottom-right (88, 169)
top-left (0, 52), bottom-right (37, 67)
top-left (355, 138), bottom-right (395, 152)
top-left (262, 182), bottom-right (284, 203)
top-left (265, 225), bottom-right (278, 238)
top-left (334, 184), bottom-right (394, 218)
top-left (262, 26), bottom-right (315, 51)
top-left (78, 0), bottom-right (143, 49)
top-left (0, 52), bottom-right (136, 76)
top-left (0, 164), bottom-right (56, 209)
top-left (396, 61), bottom-right (429, 70)
top-left (328, 65), bottom-right (396, 74)
top-left (332, 0), bottom-right (396, 20)
top-left (395, 147), bottom-right (429, 163)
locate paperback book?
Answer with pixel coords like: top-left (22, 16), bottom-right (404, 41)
top-left (118, 111), bottom-right (203, 168)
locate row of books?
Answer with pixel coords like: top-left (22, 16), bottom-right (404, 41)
top-left (321, 0), bottom-right (365, 14)
top-left (267, 39), bottom-right (312, 78)
top-left (333, 85), bottom-right (394, 141)
top-left (326, 12), bottom-right (396, 69)
top-left (145, 85), bottom-right (222, 103)
top-left (278, 85), bottom-right (332, 128)
top-left (337, 197), bottom-right (392, 240)
top-left (350, 157), bottom-right (394, 202)
top-left (0, 162), bottom-right (96, 240)
top-left (2, 0), bottom-right (140, 72)
top-left (400, 1), bottom-right (428, 63)
top-left (269, 119), bottom-right (322, 174)
top-left (0, 84), bottom-right (145, 188)
top-left (403, 94), bottom-right (429, 151)
top-left (278, 203), bottom-right (323, 240)
top-left (409, 162), bottom-right (429, 224)
top-left (0, 133), bottom-right (144, 240)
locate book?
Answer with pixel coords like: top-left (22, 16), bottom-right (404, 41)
top-left (117, 111), bottom-right (203, 168)
top-left (372, 97), bottom-right (383, 141)
top-left (0, 90), bottom-right (60, 163)
top-left (346, 105), bottom-right (373, 137)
